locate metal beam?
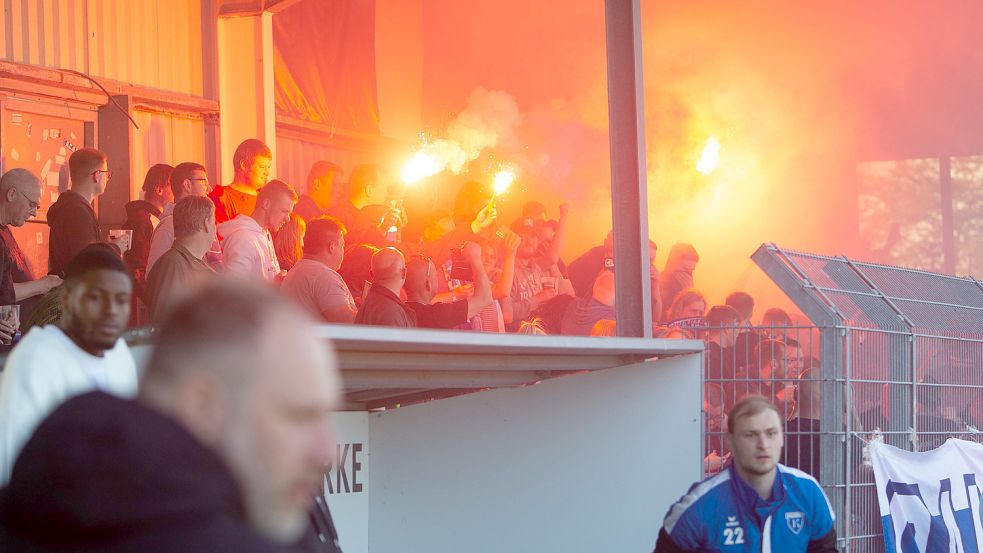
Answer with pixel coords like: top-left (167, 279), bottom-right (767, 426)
top-left (939, 156), bottom-right (956, 274)
top-left (218, 0), bottom-right (305, 17)
top-left (345, 388), bottom-right (429, 402)
top-left (604, 0), bottom-right (652, 338)
top-left (365, 389), bottom-right (478, 411)
top-left (751, 244), bottom-right (840, 327)
top-left (340, 370), bottom-right (548, 390)
top-left (337, 351), bottom-right (640, 372)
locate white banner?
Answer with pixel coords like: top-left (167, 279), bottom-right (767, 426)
top-left (870, 438), bottom-right (983, 553)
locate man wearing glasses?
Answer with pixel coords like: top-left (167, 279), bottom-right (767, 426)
top-left (0, 169), bottom-right (64, 343)
top-left (47, 148), bottom-right (127, 276)
top-left (146, 162), bottom-right (219, 273)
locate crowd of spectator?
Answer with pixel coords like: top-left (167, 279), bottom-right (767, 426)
top-left (0, 137), bottom-right (870, 550)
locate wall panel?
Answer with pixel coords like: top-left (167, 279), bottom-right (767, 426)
top-left (130, 110), bottom-right (206, 200)
top-left (10, 0), bottom-right (26, 64)
top-left (1, 0), bottom-right (203, 95)
top-left (26, 0), bottom-right (40, 66)
top-left (276, 132), bottom-right (382, 195)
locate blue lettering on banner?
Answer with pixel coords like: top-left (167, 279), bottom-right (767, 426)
top-left (324, 442), bottom-right (365, 495)
top-left (881, 474), bottom-right (982, 553)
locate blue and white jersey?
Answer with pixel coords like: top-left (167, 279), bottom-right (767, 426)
top-left (659, 464), bottom-right (835, 552)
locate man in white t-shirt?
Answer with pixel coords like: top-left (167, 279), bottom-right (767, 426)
top-left (280, 216), bottom-right (356, 323)
top-left (0, 244), bottom-right (137, 484)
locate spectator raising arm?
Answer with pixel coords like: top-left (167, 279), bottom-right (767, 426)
top-left (462, 242), bottom-right (492, 319)
top-left (491, 230), bottom-right (521, 300)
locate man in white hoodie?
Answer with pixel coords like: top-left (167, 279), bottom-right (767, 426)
top-left (219, 180), bottom-right (297, 282)
top-left (0, 244), bottom-right (138, 484)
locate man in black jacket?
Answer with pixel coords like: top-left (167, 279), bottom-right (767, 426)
top-left (0, 280), bottom-right (342, 552)
top-left (47, 148), bottom-right (127, 276)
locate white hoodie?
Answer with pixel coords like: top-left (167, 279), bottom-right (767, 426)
top-left (217, 214), bottom-right (280, 281)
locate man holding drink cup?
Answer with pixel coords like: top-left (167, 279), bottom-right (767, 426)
top-left (47, 149), bottom-right (130, 277)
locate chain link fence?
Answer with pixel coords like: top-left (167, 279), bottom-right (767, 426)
top-left (702, 244), bottom-right (983, 552)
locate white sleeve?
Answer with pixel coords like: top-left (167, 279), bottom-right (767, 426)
top-left (0, 347), bottom-right (70, 485)
top-left (146, 223), bottom-right (174, 273)
top-left (222, 234), bottom-right (259, 278)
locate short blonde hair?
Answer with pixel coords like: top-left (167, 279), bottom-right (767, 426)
top-left (726, 395), bottom-right (781, 434)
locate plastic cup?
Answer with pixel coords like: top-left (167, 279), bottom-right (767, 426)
top-left (109, 229), bottom-right (133, 253)
top-left (0, 304), bottom-right (20, 345)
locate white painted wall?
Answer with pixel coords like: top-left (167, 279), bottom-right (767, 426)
top-left (366, 355), bottom-right (702, 553)
top-left (325, 412), bottom-right (370, 553)
top-left (217, 12), bottom-right (276, 184)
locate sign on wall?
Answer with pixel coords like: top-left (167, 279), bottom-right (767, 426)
top-left (324, 412), bottom-right (369, 553)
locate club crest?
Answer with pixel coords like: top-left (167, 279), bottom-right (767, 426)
top-left (785, 511), bottom-right (805, 534)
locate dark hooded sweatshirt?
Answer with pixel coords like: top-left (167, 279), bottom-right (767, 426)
top-left (47, 190), bottom-right (101, 277)
top-left (0, 391), bottom-right (285, 553)
top-left (121, 199), bottom-right (161, 281)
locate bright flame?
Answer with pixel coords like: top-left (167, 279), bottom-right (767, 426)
top-left (401, 152), bottom-right (442, 184)
top-left (696, 136), bottom-right (720, 175)
top-left (493, 169), bottom-right (515, 195)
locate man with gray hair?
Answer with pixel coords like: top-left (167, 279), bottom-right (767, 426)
top-left (0, 280), bottom-right (342, 551)
top-left (0, 169), bottom-right (63, 340)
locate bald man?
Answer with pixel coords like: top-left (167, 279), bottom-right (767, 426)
top-left (404, 242), bottom-right (492, 329)
top-left (354, 247), bottom-right (414, 327)
top-left (560, 269), bottom-right (616, 335)
top-left (0, 169), bottom-right (63, 341)
top-left (0, 280), bottom-right (342, 551)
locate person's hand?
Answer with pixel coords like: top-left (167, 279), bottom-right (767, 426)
top-left (39, 274), bottom-right (62, 294)
top-left (0, 319), bottom-right (15, 345)
top-left (453, 283), bottom-right (474, 297)
top-left (109, 233), bottom-right (131, 254)
top-left (558, 203), bottom-right (570, 218)
top-left (380, 209), bottom-right (401, 230)
top-left (503, 230), bottom-right (521, 253)
top-left (704, 451), bottom-right (726, 474)
top-left (393, 206), bottom-right (408, 228)
top-left (471, 205), bottom-right (497, 233)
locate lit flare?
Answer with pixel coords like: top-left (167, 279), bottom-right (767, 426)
top-left (493, 169), bottom-right (515, 196)
top-left (696, 136), bottom-right (720, 175)
top-left (402, 152), bottom-right (442, 184)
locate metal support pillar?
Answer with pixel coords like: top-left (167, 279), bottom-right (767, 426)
top-left (939, 156), bottom-right (956, 275)
top-left (604, 0), bottom-right (652, 338)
